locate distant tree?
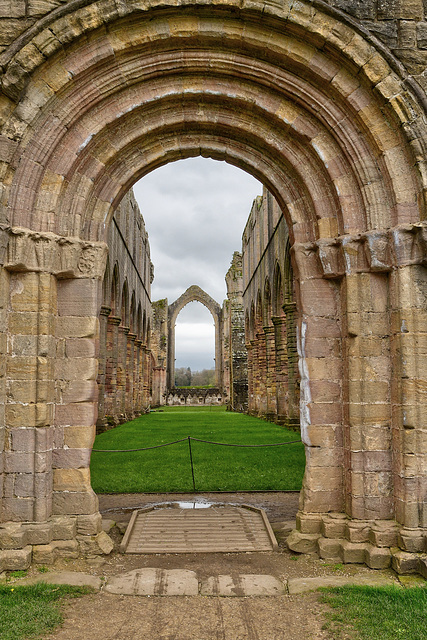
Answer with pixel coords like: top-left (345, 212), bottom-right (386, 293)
top-left (191, 369), bottom-right (215, 386)
top-left (175, 366), bottom-right (192, 386)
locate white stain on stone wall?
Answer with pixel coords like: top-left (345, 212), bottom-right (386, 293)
top-left (297, 320), bottom-right (311, 447)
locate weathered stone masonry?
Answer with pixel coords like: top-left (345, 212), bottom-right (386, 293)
top-left (0, 0), bottom-right (426, 572)
top-left (242, 189), bottom-right (299, 428)
top-left (97, 191), bottom-right (153, 431)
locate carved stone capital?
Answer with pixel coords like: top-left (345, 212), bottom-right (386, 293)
top-left (315, 238), bottom-right (345, 279)
top-left (341, 235), bottom-right (368, 273)
top-left (1, 226), bottom-right (108, 278)
top-left (291, 242), bottom-right (322, 279)
top-left (100, 305), bottom-right (112, 317)
top-left (392, 222), bottom-right (427, 267)
top-left (362, 230), bottom-right (393, 272)
top-left (314, 222), bottom-right (426, 278)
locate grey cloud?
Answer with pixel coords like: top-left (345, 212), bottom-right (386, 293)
top-left (133, 157), bottom-right (261, 368)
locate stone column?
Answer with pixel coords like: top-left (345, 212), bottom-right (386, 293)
top-left (5, 271), bottom-right (56, 524)
top-left (284, 302), bottom-right (299, 426)
top-left (249, 339), bottom-right (258, 415)
top-left (246, 341), bottom-right (254, 414)
top-left (54, 277), bottom-right (100, 520)
top-left (127, 332), bottom-right (136, 419)
top-left (117, 325), bottom-right (129, 421)
top-left (390, 226), bottom-right (427, 552)
top-left (256, 331), bottom-right (268, 416)
top-left (134, 339), bottom-right (143, 413)
top-left (96, 305), bottom-right (111, 433)
top-left (263, 326), bottom-right (277, 419)
top-left (291, 242), bottom-right (344, 518)
top-left (0, 228), bottom-right (111, 568)
top-left (143, 347), bottom-right (151, 408)
top-left (104, 316), bottom-right (120, 422)
top-left (272, 316), bottom-right (289, 424)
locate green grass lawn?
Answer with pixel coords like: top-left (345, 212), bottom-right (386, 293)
top-left (320, 584), bottom-right (427, 640)
top-left (90, 406), bottom-right (305, 492)
top-left (0, 583), bottom-right (92, 640)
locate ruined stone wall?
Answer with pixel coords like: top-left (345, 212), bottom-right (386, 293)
top-left (97, 190), bottom-right (153, 431)
top-left (0, 0), bottom-right (426, 573)
top-left (242, 188), bottom-right (299, 427)
top-left (150, 298), bottom-right (168, 407)
top-left (224, 252), bottom-right (248, 412)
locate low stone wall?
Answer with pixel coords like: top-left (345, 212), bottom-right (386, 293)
top-left (165, 388), bottom-right (225, 406)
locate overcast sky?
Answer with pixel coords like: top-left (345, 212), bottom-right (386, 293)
top-left (133, 158), bottom-right (262, 371)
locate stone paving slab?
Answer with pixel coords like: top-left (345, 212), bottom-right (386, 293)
top-left (20, 568), bottom-right (403, 597)
top-left (27, 571), bottom-right (103, 590)
top-left (200, 574), bottom-right (285, 596)
top-left (104, 568), bottom-right (199, 596)
top-left (287, 574), bottom-right (398, 594)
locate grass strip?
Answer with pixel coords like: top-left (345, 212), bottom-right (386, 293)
top-left (0, 583), bottom-right (92, 640)
top-left (320, 584), bottom-right (427, 640)
top-left (91, 406), bottom-right (305, 492)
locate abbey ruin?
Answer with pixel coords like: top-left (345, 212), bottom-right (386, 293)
top-left (0, 0), bottom-right (426, 575)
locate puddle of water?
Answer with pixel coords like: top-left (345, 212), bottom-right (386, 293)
top-left (176, 501), bottom-right (213, 509)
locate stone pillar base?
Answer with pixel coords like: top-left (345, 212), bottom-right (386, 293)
top-left (0, 514), bottom-right (114, 571)
top-left (287, 511), bottom-right (427, 576)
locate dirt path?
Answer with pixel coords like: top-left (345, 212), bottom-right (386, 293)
top-left (45, 592), bottom-right (329, 640)
top-left (29, 493), bottom-right (394, 639)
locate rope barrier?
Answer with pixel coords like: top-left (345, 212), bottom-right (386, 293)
top-left (92, 436), bottom-right (302, 453)
top-left (92, 435), bottom-right (303, 492)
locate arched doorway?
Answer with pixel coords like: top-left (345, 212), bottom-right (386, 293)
top-left (1, 0), bottom-right (426, 562)
top-left (168, 286), bottom-right (223, 391)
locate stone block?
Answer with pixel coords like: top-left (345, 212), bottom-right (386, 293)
top-left (63, 425), bottom-right (95, 449)
top-left (365, 544), bottom-right (391, 570)
top-left (52, 490), bottom-right (98, 516)
top-left (0, 546), bottom-right (32, 570)
top-left (52, 447), bottom-right (91, 469)
top-left (65, 338), bottom-right (96, 358)
top-left (392, 550), bottom-right (421, 574)
top-left (77, 531), bottom-right (114, 556)
top-left (35, 451), bottom-right (52, 473)
top-left (346, 521), bottom-right (371, 543)
top-left (2, 497), bottom-right (35, 522)
top-left (60, 380), bottom-right (98, 403)
top-left (51, 539), bottom-right (79, 559)
top-left (418, 557), bottom-right (427, 579)
top-left (55, 402), bottom-right (97, 427)
top-left (341, 541), bottom-right (367, 564)
top-left (57, 279), bottom-right (98, 317)
top-left (14, 473), bottom-right (36, 498)
top-left (76, 512), bottom-right (102, 535)
top-left (55, 316), bottom-right (98, 339)
top-left (322, 514), bottom-right (348, 539)
top-left (399, 529), bottom-right (426, 553)
top-left (0, 524), bottom-right (28, 549)
top-left (296, 512), bottom-right (323, 534)
top-left (6, 403), bottom-right (51, 428)
top-left (21, 523), bottom-right (52, 545)
top-left (53, 468), bottom-right (91, 492)
top-left (317, 537), bottom-right (342, 562)
top-left (287, 530), bottom-right (321, 554)
top-left (49, 515), bottom-right (76, 540)
top-left (32, 543), bottom-right (55, 565)
top-left (10, 428), bottom-right (35, 452)
top-left (369, 522), bottom-right (399, 548)
top-left (54, 357), bottom-right (98, 381)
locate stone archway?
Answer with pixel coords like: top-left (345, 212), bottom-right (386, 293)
top-left (0, 0), bottom-right (426, 567)
top-left (167, 286), bottom-right (223, 391)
